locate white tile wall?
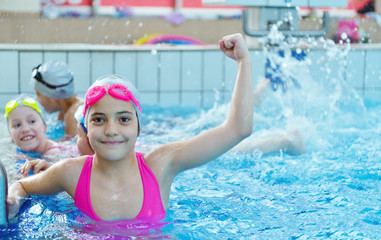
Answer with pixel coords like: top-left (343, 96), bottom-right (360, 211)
top-left (346, 50), bottom-right (365, 89)
top-left (203, 51), bottom-right (224, 92)
top-left (182, 92), bottom-right (202, 108)
top-left (68, 52), bottom-right (91, 92)
top-left (91, 52), bottom-right (114, 83)
top-left (140, 92), bottom-right (158, 106)
top-left (160, 92), bottom-right (180, 107)
top-left (137, 51), bottom-right (159, 91)
top-left (251, 50), bottom-right (267, 84)
top-left (44, 52), bottom-right (67, 63)
top-left (0, 51), bottom-right (18, 93)
top-left (19, 51), bottom-right (43, 93)
top-left (160, 52), bottom-right (181, 91)
top-left (0, 45), bottom-right (380, 111)
top-left (224, 56), bottom-right (238, 93)
top-left (114, 52), bottom-right (137, 86)
top-left (365, 50), bottom-right (381, 88)
top-left (364, 88), bottom-right (381, 101)
top-left (182, 51), bottom-right (203, 92)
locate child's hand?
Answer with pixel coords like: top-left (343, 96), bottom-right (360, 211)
top-left (18, 159), bottom-right (51, 176)
top-left (218, 33), bottom-right (250, 62)
top-left (6, 196), bottom-right (21, 220)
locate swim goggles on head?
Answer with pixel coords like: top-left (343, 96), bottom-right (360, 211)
top-left (4, 98), bottom-right (42, 118)
top-left (32, 64), bottom-right (73, 89)
top-left (83, 83), bottom-right (142, 118)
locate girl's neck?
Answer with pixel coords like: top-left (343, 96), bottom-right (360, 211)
top-left (93, 151), bottom-right (138, 178)
top-left (36, 138), bottom-right (55, 155)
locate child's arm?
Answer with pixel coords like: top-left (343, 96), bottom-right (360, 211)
top-left (7, 158), bottom-right (82, 219)
top-left (62, 111), bottom-right (78, 140)
top-left (150, 33), bottom-right (254, 175)
top-left (60, 102), bottom-right (84, 141)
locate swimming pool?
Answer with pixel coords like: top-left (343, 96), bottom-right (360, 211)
top-left (0, 90), bottom-right (380, 239)
top-left (0, 43), bottom-right (380, 239)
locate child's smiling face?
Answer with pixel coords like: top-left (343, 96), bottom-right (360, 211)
top-left (7, 106), bottom-right (47, 153)
top-left (87, 95), bottom-right (139, 161)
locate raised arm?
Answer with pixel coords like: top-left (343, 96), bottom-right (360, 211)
top-left (219, 33), bottom-right (254, 137)
top-left (150, 33), bottom-right (254, 176)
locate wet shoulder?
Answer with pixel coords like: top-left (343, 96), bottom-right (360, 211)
top-left (58, 155), bottom-right (88, 176)
top-left (141, 144), bottom-right (176, 180)
top-left (59, 155), bottom-right (89, 196)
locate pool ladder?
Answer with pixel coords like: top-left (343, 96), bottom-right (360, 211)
top-left (202, 0), bottom-right (347, 38)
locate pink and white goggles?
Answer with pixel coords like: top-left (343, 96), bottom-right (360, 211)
top-left (83, 83), bottom-right (142, 118)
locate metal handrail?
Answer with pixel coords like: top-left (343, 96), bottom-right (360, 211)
top-left (243, 9), bottom-right (330, 38)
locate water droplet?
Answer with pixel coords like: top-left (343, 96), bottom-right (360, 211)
top-left (88, 26), bottom-right (92, 31)
top-left (111, 194), bottom-right (119, 200)
top-left (138, 22), bottom-right (143, 27)
top-left (151, 49), bottom-right (157, 55)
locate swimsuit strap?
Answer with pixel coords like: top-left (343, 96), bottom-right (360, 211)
top-left (135, 152), bottom-right (166, 218)
top-left (47, 145), bottom-right (69, 151)
top-left (47, 145), bottom-right (79, 158)
top-left (74, 155), bottom-right (102, 221)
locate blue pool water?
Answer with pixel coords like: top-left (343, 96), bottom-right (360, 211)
top-left (0, 44), bottom-right (380, 239)
top-left (1, 98), bottom-right (379, 239)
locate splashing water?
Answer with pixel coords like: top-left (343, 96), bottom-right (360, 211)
top-left (145, 29), bottom-right (380, 239)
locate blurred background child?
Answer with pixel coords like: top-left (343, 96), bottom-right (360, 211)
top-left (32, 60), bottom-right (83, 141)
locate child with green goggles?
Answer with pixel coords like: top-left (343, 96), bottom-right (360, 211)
top-left (4, 95), bottom-right (78, 177)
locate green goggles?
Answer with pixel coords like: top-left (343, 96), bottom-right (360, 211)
top-left (4, 98), bottom-right (41, 118)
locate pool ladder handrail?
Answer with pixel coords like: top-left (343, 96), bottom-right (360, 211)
top-left (243, 9), bottom-right (330, 38)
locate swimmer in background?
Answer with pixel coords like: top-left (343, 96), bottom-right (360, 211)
top-left (31, 60), bottom-right (83, 141)
top-left (6, 33), bottom-right (254, 221)
top-left (232, 78), bottom-right (306, 156)
top-left (4, 95), bottom-right (78, 177)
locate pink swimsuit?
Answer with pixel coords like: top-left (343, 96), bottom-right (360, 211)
top-left (74, 153), bottom-right (166, 221)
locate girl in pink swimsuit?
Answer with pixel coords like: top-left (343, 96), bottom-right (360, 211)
top-left (6, 34), bottom-right (254, 222)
